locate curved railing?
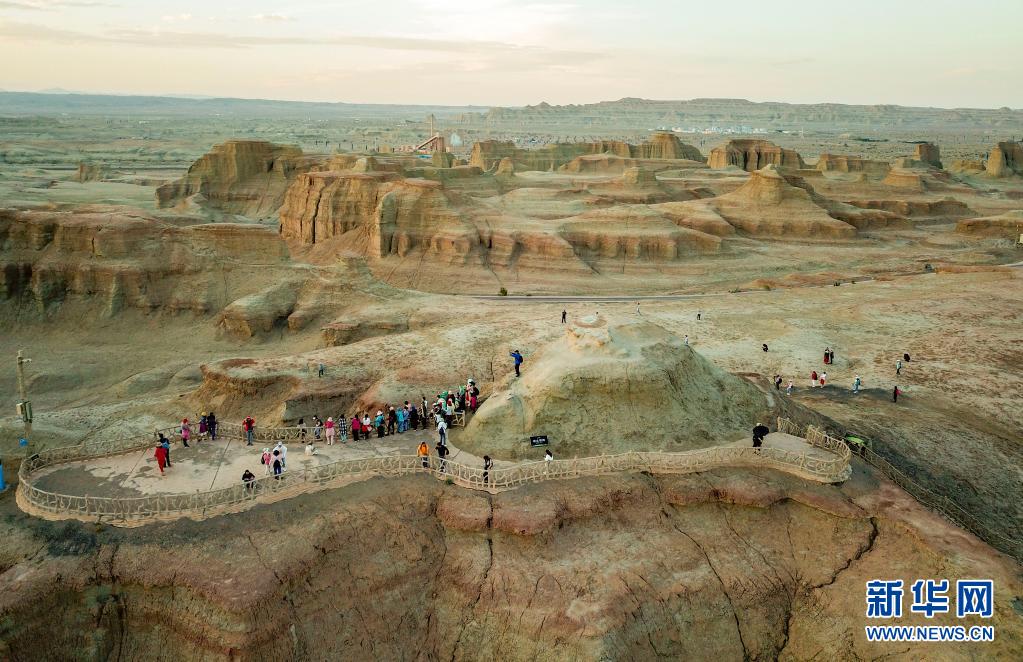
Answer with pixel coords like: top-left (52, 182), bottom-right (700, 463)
top-left (17, 418), bottom-right (851, 524)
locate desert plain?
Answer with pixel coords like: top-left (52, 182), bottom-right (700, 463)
top-left (0, 93), bottom-right (1021, 659)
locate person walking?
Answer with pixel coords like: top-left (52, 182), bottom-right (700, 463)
top-left (810, 370), bottom-right (818, 388)
top-left (510, 350), bottom-right (524, 377)
top-left (363, 413), bottom-right (373, 437)
top-left (298, 418), bottom-right (307, 441)
top-left (436, 442), bottom-right (449, 473)
top-left (697, 311), bottom-right (701, 321)
top-left (313, 416), bottom-right (323, 441)
top-left (317, 362), bottom-right (325, 377)
top-left (198, 413), bottom-right (209, 441)
top-left (893, 385), bottom-right (901, 403)
top-left (337, 415), bottom-right (348, 442)
top-left (274, 441), bottom-right (287, 470)
top-left (375, 411), bottom-right (385, 438)
top-left (437, 417), bottom-right (448, 446)
top-left (828, 349), bottom-right (836, 364)
top-left (896, 359), bottom-right (903, 376)
top-left (242, 469), bottom-right (256, 489)
top-left (762, 343), bottom-right (769, 352)
top-left (271, 449), bottom-right (283, 479)
top-left (561, 309), bottom-right (567, 323)
top-left (418, 441), bottom-right (430, 469)
top-left (159, 434), bottom-right (172, 468)
top-left (635, 302), bottom-right (641, 315)
top-left (683, 334), bottom-right (689, 346)
top-left (773, 374), bottom-right (782, 391)
top-left (261, 447), bottom-right (272, 475)
top-left (786, 380), bottom-right (793, 395)
top-left (351, 414), bottom-right (361, 442)
top-left (483, 455), bottom-right (493, 486)
top-left (325, 417), bottom-right (336, 445)
top-left (819, 371), bottom-right (827, 388)
top-left (154, 442), bottom-right (168, 475)
top-left (853, 375), bottom-right (862, 394)
top-left (823, 347), bottom-right (831, 365)
top-left (180, 418), bottom-right (191, 448)
top-left (243, 416), bottom-right (255, 446)
top-left (544, 448), bottom-right (553, 473)
top-left (208, 412), bottom-right (218, 441)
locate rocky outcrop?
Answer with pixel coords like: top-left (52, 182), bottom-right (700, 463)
top-left (462, 320), bottom-right (764, 458)
top-left (280, 172), bottom-right (480, 260)
top-left (815, 153), bottom-right (890, 177)
top-left (708, 139), bottom-right (805, 171)
top-left (913, 142), bottom-right (943, 168)
top-left (704, 166), bottom-right (857, 238)
top-left (955, 210), bottom-right (1023, 238)
top-left (469, 134), bottom-right (703, 171)
top-left (986, 141), bottom-right (1023, 177)
top-left (0, 207), bottom-right (291, 318)
top-left (156, 140), bottom-right (309, 217)
top-left (846, 198), bottom-right (973, 218)
top-left (3, 463), bottom-right (1021, 660)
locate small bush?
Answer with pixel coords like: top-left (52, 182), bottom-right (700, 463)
top-left (762, 284), bottom-right (772, 291)
top-left (498, 287), bottom-right (508, 296)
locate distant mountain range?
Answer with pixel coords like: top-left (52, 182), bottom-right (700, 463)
top-left (0, 92), bottom-right (1020, 132)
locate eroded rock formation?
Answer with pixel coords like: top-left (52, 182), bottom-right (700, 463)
top-left (955, 210), bottom-right (1023, 238)
top-left (2, 463), bottom-right (1020, 660)
top-left (156, 140), bottom-right (309, 217)
top-left (986, 141), bottom-right (1023, 177)
top-left (0, 207), bottom-right (291, 318)
top-left (913, 142), bottom-right (943, 168)
top-left (708, 139), bottom-right (805, 171)
top-left (462, 320), bottom-right (765, 458)
top-left (815, 153), bottom-right (890, 177)
top-left (469, 133), bottom-right (703, 171)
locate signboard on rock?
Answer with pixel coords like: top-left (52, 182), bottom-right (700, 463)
top-left (530, 435), bottom-right (549, 447)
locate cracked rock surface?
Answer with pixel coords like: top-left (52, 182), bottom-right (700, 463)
top-left (1, 463), bottom-right (1020, 660)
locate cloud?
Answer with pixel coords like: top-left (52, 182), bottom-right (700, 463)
top-left (0, 17), bottom-right (603, 68)
top-left (0, 0), bottom-right (116, 9)
top-left (252, 13), bottom-right (294, 22)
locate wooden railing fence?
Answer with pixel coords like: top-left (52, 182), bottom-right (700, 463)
top-left (18, 418), bottom-right (850, 524)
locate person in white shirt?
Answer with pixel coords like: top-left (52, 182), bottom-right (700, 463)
top-left (437, 418), bottom-right (448, 445)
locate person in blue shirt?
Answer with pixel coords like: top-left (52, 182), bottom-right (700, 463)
top-left (510, 350), bottom-right (524, 377)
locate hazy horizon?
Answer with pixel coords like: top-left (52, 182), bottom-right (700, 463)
top-left (1, 0), bottom-right (1020, 109)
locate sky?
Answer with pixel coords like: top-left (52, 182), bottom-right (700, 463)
top-left (0, 0), bottom-right (1021, 108)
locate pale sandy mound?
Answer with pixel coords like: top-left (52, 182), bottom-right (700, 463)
top-left (460, 319), bottom-right (768, 459)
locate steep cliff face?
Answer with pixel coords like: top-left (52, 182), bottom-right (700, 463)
top-left (986, 141), bottom-right (1023, 177)
top-left (708, 139), bottom-right (806, 171)
top-left (1, 466), bottom-right (1020, 660)
top-left (279, 172), bottom-right (481, 260)
top-left (155, 141), bottom-right (311, 217)
top-left (0, 207), bottom-right (291, 318)
top-left (469, 134), bottom-right (703, 171)
top-left (913, 142), bottom-right (943, 168)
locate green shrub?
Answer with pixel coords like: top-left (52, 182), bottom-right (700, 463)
top-left (498, 287), bottom-right (508, 296)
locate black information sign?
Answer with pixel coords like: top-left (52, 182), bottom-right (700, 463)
top-left (530, 435), bottom-right (549, 447)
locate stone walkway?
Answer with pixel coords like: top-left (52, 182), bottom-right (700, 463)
top-left (30, 429), bottom-right (831, 500)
